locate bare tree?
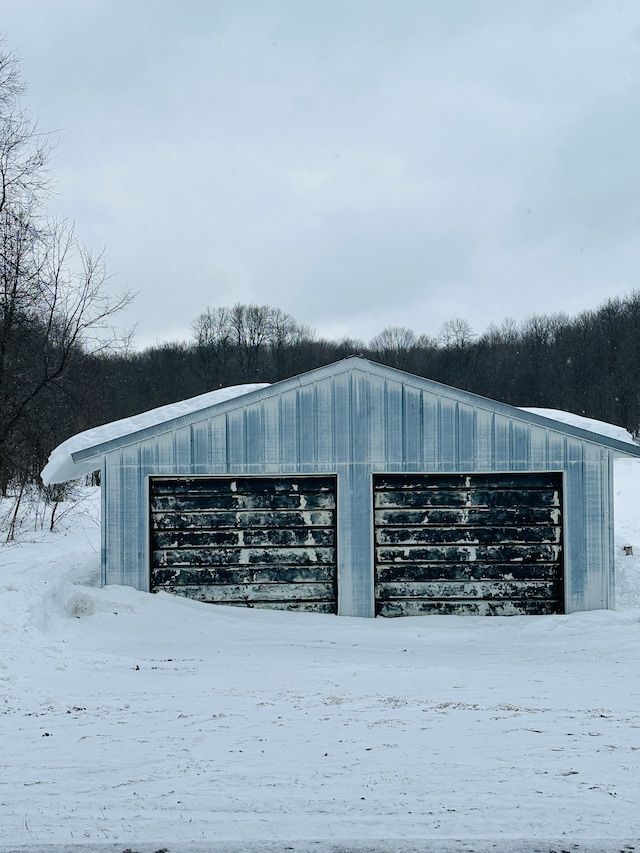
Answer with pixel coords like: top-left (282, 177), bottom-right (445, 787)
top-left (369, 325), bottom-right (418, 368)
top-left (192, 305), bottom-right (231, 348)
top-left (268, 306), bottom-right (314, 377)
top-left (0, 40), bottom-right (133, 491)
top-left (437, 317), bottom-right (475, 349)
top-left (0, 44), bottom-right (50, 218)
top-left (481, 316), bottom-right (520, 347)
top-left (192, 302), bottom-right (313, 381)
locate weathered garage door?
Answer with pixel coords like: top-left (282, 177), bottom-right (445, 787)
top-left (150, 476), bottom-right (337, 612)
top-left (374, 472), bottom-right (563, 616)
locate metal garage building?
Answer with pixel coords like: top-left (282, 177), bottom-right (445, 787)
top-left (43, 357), bottom-right (640, 616)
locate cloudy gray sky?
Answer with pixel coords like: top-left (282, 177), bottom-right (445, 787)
top-left (3, 1), bottom-right (640, 348)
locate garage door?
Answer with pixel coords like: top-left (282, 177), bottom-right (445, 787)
top-left (150, 475), bottom-right (337, 612)
top-left (374, 472), bottom-right (563, 616)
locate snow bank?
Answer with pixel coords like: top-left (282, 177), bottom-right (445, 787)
top-left (1, 486), bottom-right (640, 846)
top-left (2, 453), bottom-right (640, 845)
top-left (41, 383), bottom-right (269, 485)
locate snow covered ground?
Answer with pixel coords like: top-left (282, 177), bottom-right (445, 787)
top-left (1, 458), bottom-right (640, 849)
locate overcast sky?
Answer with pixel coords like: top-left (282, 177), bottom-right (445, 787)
top-left (3, 1), bottom-right (640, 348)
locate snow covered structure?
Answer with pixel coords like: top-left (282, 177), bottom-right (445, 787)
top-left (43, 357), bottom-right (640, 617)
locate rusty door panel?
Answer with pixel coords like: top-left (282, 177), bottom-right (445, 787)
top-left (151, 476), bottom-right (335, 495)
top-left (376, 562), bottom-right (560, 582)
top-left (157, 589), bottom-right (337, 613)
top-left (374, 488), bottom-right (560, 509)
top-left (153, 565), bottom-right (336, 585)
top-left (378, 598), bottom-right (561, 617)
top-left (153, 527), bottom-right (335, 549)
top-left (150, 476), bottom-right (337, 612)
top-left (151, 491), bottom-right (335, 511)
top-left (153, 545), bottom-right (337, 568)
top-left (375, 506), bottom-right (560, 526)
top-left (377, 580), bottom-right (560, 600)
top-left (376, 543), bottom-right (561, 563)
top-left (159, 581), bottom-right (337, 603)
top-left (375, 525), bottom-right (561, 545)
top-left (374, 472), bottom-right (563, 616)
top-left (152, 509), bottom-right (334, 530)
top-left (373, 472), bottom-right (561, 490)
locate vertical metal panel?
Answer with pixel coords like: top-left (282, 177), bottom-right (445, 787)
top-left (278, 392), bottom-right (298, 471)
top-left (105, 444), bottom-right (151, 591)
top-left (563, 441), bottom-right (585, 610)
top-left (155, 430), bottom-right (175, 470)
top-left (509, 420), bottom-right (531, 469)
top-left (298, 385), bottom-right (317, 467)
top-left (422, 393), bottom-right (439, 470)
top-left (492, 413), bottom-right (510, 466)
top-left (226, 410), bottom-right (246, 471)
top-left (173, 427), bottom-right (192, 475)
top-left (209, 419), bottom-right (227, 471)
top-left (402, 386), bottom-right (423, 470)
top-left (336, 464), bottom-right (373, 617)
top-left (367, 378), bottom-right (387, 465)
top-left (245, 406), bottom-right (263, 468)
top-left (104, 453), bottom-right (123, 586)
top-left (473, 409), bottom-right (493, 470)
top-left (315, 381), bottom-right (334, 463)
top-left (129, 445), bottom-right (150, 592)
top-left (100, 460), bottom-right (108, 587)
top-left (332, 375), bottom-right (351, 464)
top-left (607, 451), bottom-right (616, 609)
top-left (384, 380), bottom-right (403, 467)
top-left (353, 371), bottom-right (370, 463)
top-left (529, 425), bottom-right (548, 468)
top-left (140, 439), bottom-right (158, 471)
top-left (438, 399), bottom-right (457, 469)
top-left (582, 447), bottom-right (611, 610)
top-left (347, 371), bottom-right (374, 616)
top-left (261, 397), bottom-right (280, 469)
top-left (191, 422), bottom-right (210, 473)
top-left (545, 431), bottom-right (567, 469)
top-left (456, 404), bottom-right (476, 469)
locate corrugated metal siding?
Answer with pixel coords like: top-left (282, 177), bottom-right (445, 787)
top-left (102, 364), bottom-right (616, 615)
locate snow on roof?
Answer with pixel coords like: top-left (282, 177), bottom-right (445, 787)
top-left (521, 407), bottom-right (637, 446)
top-left (41, 383), bottom-right (269, 485)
